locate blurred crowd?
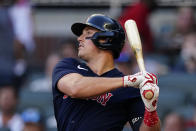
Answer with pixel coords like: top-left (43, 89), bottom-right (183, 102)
top-left (0, 0), bottom-right (196, 130)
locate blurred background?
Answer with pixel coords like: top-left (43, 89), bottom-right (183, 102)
top-left (0, 0), bottom-right (196, 131)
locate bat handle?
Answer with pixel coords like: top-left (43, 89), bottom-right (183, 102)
top-left (143, 90), bottom-right (154, 100)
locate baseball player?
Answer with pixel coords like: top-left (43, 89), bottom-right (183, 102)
top-left (52, 14), bottom-right (160, 131)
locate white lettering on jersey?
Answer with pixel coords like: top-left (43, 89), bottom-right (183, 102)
top-left (132, 117), bottom-right (142, 125)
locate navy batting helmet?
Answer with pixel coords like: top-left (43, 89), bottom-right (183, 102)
top-left (71, 14), bottom-right (125, 59)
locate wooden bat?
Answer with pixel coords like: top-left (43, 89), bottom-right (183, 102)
top-left (124, 20), bottom-right (153, 100)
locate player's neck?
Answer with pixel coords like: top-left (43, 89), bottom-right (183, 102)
top-left (87, 54), bottom-right (115, 76)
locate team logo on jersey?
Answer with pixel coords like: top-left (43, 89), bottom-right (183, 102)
top-left (91, 93), bottom-right (113, 106)
top-left (77, 65), bottom-right (88, 71)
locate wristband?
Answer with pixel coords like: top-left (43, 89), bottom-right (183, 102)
top-left (143, 109), bottom-right (159, 127)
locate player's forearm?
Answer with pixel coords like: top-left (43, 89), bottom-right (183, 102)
top-left (58, 73), bottom-right (123, 98)
top-left (73, 76), bottom-right (123, 98)
top-left (139, 120), bottom-right (161, 131)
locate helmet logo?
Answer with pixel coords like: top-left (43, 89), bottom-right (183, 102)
top-left (103, 23), bottom-right (112, 30)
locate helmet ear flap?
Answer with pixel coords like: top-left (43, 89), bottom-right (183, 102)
top-left (87, 32), bottom-right (115, 50)
top-left (90, 32), bottom-right (115, 39)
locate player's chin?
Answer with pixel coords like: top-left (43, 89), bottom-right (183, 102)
top-left (78, 51), bottom-right (82, 57)
top-left (78, 53), bottom-right (89, 61)
top-left (78, 52), bottom-right (85, 59)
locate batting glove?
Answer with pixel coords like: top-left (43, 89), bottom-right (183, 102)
top-left (123, 72), bottom-right (158, 88)
top-left (139, 72), bottom-right (158, 88)
top-left (140, 83), bottom-right (159, 112)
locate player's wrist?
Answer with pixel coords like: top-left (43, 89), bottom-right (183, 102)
top-left (143, 109), bottom-right (159, 127)
top-left (122, 77), bottom-right (126, 87)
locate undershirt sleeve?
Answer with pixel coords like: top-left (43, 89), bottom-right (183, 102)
top-left (127, 97), bottom-right (145, 131)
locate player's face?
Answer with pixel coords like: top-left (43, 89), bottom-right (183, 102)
top-left (77, 26), bottom-right (100, 60)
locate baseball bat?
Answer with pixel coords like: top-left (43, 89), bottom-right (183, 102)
top-left (124, 20), bottom-right (153, 100)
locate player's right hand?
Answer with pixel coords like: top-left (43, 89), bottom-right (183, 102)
top-left (140, 83), bottom-right (159, 112)
top-left (123, 71), bottom-right (157, 88)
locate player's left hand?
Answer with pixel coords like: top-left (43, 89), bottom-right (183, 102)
top-left (140, 83), bottom-right (159, 112)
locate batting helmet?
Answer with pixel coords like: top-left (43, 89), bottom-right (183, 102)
top-left (71, 14), bottom-right (125, 59)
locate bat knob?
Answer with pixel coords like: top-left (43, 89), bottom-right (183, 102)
top-left (143, 90), bottom-right (154, 100)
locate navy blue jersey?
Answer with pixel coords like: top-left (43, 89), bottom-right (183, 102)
top-left (52, 58), bottom-right (145, 131)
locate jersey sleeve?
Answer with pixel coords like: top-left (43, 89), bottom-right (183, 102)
top-left (52, 58), bottom-right (78, 96)
top-left (127, 97), bottom-right (145, 131)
